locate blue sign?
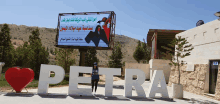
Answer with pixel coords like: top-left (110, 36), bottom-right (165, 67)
top-left (213, 61), bottom-right (218, 65)
top-left (57, 14), bottom-right (111, 48)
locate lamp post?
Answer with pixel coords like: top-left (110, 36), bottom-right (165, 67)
top-left (214, 11), bottom-right (220, 20)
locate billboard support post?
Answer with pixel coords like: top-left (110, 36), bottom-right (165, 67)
top-left (78, 48), bottom-right (88, 76)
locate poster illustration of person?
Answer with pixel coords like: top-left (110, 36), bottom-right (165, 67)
top-left (85, 16), bottom-right (111, 47)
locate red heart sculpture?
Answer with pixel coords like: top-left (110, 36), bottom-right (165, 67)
top-left (5, 67), bottom-right (35, 93)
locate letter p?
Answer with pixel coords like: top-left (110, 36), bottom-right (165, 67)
top-left (37, 64), bottom-right (65, 94)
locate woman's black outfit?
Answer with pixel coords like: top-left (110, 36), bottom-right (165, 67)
top-left (91, 64), bottom-right (100, 93)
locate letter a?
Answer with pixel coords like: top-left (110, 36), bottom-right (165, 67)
top-left (147, 70), bottom-right (169, 98)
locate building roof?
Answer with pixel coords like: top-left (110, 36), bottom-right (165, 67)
top-left (147, 29), bottom-right (185, 47)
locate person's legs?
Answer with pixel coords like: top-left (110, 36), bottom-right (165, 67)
top-left (91, 80), bottom-right (95, 92)
top-left (95, 79), bottom-right (99, 92)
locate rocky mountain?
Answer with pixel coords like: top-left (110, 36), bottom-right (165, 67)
top-left (0, 24), bottom-right (144, 67)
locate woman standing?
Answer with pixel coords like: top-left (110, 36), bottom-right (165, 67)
top-left (91, 62), bottom-right (100, 94)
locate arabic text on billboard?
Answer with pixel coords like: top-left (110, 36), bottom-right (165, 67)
top-left (58, 14), bottom-right (111, 48)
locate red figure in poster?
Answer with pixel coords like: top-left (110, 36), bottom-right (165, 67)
top-left (100, 17), bottom-right (111, 42)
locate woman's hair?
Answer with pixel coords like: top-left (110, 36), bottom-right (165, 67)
top-left (92, 64), bottom-right (98, 69)
top-left (95, 25), bottom-right (101, 32)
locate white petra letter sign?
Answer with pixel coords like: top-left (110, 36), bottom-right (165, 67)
top-left (68, 66), bottom-right (92, 96)
top-left (99, 68), bottom-right (121, 96)
top-left (37, 64), bottom-right (170, 98)
top-left (38, 64), bottom-right (65, 94)
top-left (147, 70), bottom-right (169, 98)
top-left (124, 69), bottom-right (146, 97)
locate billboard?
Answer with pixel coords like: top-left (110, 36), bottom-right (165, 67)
top-left (55, 11), bottom-right (116, 49)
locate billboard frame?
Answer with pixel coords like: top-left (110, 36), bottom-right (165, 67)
top-left (55, 11), bottom-right (116, 50)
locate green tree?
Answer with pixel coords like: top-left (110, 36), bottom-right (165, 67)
top-left (26, 28), bottom-right (49, 80)
top-left (85, 48), bottom-right (99, 67)
top-left (14, 41), bottom-right (33, 67)
top-left (29, 28), bottom-right (41, 45)
top-left (161, 36), bottom-right (194, 85)
top-left (108, 42), bottom-right (123, 68)
top-left (55, 48), bottom-right (76, 73)
top-left (0, 24), bottom-right (16, 69)
top-left (133, 40), bottom-right (144, 63)
top-left (142, 38), bottom-right (151, 64)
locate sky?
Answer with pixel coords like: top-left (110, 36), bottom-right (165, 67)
top-left (0, 0), bottom-right (219, 43)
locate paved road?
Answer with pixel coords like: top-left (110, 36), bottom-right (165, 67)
top-left (0, 80), bottom-right (219, 104)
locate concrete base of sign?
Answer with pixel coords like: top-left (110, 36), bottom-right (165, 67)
top-left (172, 83), bottom-right (183, 99)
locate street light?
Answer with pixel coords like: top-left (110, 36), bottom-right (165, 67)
top-left (214, 11), bottom-right (220, 20)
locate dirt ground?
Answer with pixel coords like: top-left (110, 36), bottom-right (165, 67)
top-left (0, 74), bottom-right (124, 92)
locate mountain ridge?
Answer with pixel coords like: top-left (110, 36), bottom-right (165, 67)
top-left (0, 24), bottom-right (143, 66)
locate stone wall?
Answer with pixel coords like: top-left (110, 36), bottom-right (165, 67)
top-left (215, 65), bottom-right (220, 100)
top-left (168, 64), bottom-right (208, 95)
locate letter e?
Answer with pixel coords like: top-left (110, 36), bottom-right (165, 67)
top-left (68, 66), bottom-right (92, 96)
top-left (99, 68), bottom-right (121, 96)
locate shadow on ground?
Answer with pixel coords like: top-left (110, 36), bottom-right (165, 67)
top-left (4, 92), bottom-right (218, 103)
top-left (4, 92), bottom-right (35, 97)
top-left (96, 94), bottom-right (131, 101)
top-left (127, 96), bottom-right (154, 101)
top-left (38, 93), bottom-right (68, 98)
top-left (153, 97), bottom-right (175, 102)
top-left (70, 95), bottom-right (99, 100)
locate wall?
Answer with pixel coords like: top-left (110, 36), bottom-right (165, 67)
top-left (215, 65), bottom-right (220, 100)
top-left (168, 64), bottom-right (208, 95)
top-left (124, 63), bottom-right (150, 79)
top-left (175, 19), bottom-right (220, 65)
top-left (168, 64), bottom-right (220, 101)
top-left (149, 59), bottom-right (171, 83)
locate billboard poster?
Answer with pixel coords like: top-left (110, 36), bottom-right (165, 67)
top-left (57, 13), bottom-right (112, 48)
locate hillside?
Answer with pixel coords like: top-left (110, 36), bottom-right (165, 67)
top-left (0, 24), bottom-right (144, 66)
